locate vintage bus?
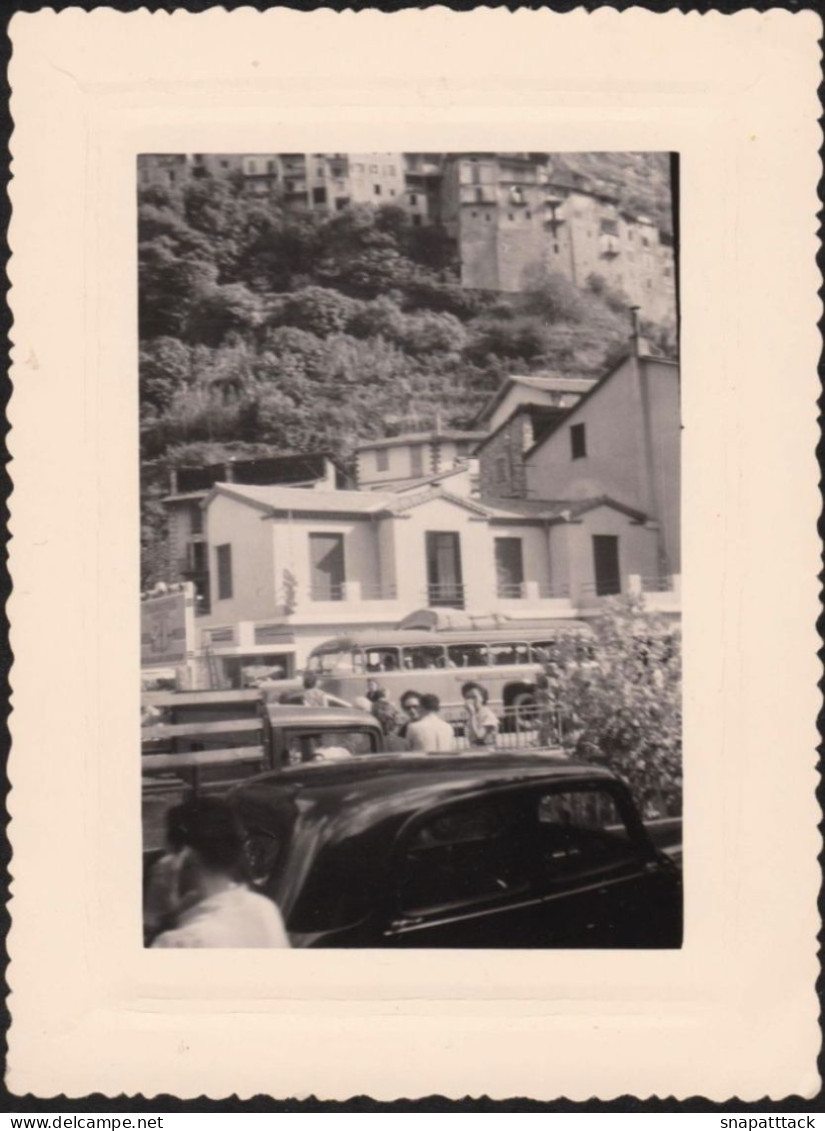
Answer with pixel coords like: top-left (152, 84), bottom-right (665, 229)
top-left (305, 619), bottom-right (593, 727)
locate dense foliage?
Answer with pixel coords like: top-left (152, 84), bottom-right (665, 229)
top-left (546, 596), bottom-right (682, 816)
top-left (139, 168), bottom-right (675, 584)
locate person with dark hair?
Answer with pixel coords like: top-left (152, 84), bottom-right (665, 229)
top-left (406, 692), bottom-right (456, 753)
top-left (365, 678), bottom-right (385, 704)
top-left (398, 690), bottom-right (423, 741)
top-left (301, 670), bottom-right (331, 708)
top-left (372, 697), bottom-right (409, 752)
top-left (461, 681), bottom-right (500, 747)
top-left (146, 797), bottom-right (290, 948)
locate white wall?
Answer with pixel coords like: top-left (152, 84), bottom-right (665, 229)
top-left (525, 358), bottom-right (647, 509)
top-left (270, 513), bottom-right (382, 606)
top-left (642, 359), bottom-right (681, 573)
top-left (204, 494), bottom-right (277, 625)
top-left (564, 507), bottom-right (660, 600)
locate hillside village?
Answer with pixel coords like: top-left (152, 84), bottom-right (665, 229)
top-left (139, 151), bottom-right (678, 595)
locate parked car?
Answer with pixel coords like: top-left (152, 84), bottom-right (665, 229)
top-left (228, 753), bottom-right (683, 949)
top-left (141, 702), bottom-right (385, 853)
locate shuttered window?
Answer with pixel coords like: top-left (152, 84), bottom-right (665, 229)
top-left (216, 544), bottom-right (232, 601)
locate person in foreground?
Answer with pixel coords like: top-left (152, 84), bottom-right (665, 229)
top-left (147, 796), bottom-right (290, 949)
top-left (406, 692), bottom-right (457, 753)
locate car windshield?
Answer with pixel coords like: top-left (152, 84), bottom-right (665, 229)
top-left (284, 727), bottom-right (378, 765)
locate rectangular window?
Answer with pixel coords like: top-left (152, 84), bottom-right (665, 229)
top-left (475, 187), bottom-right (484, 203)
top-left (369, 164), bottom-right (378, 173)
top-left (570, 422), bottom-right (587, 460)
top-left (376, 448), bottom-right (389, 472)
top-left (494, 456), bottom-right (507, 484)
top-left (409, 193), bottom-right (418, 205)
top-left (410, 446), bottom-right (424, 477)
top-left (374, 184), bottom-right (382, 196)
top-left (426, 531), bottom-right (464, 608)
top-left (312, 186), bottom-right (327, 204)
top-left (592, 535), bottom-right (621, 597)
top-left (398, 797), bottom-right (531, 913)
top-left (190, 504), bottom-right (203, 536)
top-left (216, 544), bottom-right (232, 601)
top-left (494, 538), bottom-right (525, 599)
top-left (489, 642), bottom-right (530, 666)
top-left (309, 533), bottom-right (345, 601)
top-left (536, 788), bottom-right (632, 879)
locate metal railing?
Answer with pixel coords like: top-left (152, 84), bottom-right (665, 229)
top-left (310, 583), bottom-right (345, 602)
top-left (536, 582), bottom-right (571, 599)
top-left (426, 583), bottom-right (466, 608)
top-left (496, 582), bottom-right (526, 599)
top-left (579, 580), bottom-right (621, 597)
top-left (640, 575), bottom-right (674, 593)
top-left (360, 583), bottom-right (398, 601)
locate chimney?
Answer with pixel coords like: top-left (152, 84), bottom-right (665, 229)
top-left (629, 306), bottom-right (650, 357)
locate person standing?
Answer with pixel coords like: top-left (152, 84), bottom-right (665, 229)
top-left (301, 671), bottom-right (331, 707)
top-left (147, 797), bottom-right (290, 949)
top-left (461, 681), bottom-right (500, 747)
top-left (372, 698), bottom-right (409, 752)
top-left (406, 693), bottom-right (457, 753)
top-left (398, 690), bottom-right (423, 741)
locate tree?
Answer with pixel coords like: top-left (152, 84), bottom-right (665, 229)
top-left (522, 268), bottom-right (586, 323)
top-left (546, 596), bottom-right (682, 817)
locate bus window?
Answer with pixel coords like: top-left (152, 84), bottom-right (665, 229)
top-left (447, 643), bottom-right (489, 668)
top-left (351, 649), bottom-right (367, 674)
top-left (308, 649), bottom-right (350, 675)
top-left (489, 642), bottom-right (530, 666)
top-left (364, 647), bottom-right (401, 673)
top-left (401, 645), bottom-right (447, 671)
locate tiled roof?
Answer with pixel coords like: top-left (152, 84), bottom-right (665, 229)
top-left (474, 373), bottom-right (596, 427)
top-left (356, 430), bottom-right (487, 452)
top-left (380, 464), bottom-right (474, 494)
top-left (510, 375), bottom-right (597, 394)
top-left (209, 483), bottom-right (648, 525)
top-left (209, 483), bottom-right (395, 515)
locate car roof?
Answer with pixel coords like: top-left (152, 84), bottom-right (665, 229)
top-left (263, 705), bottom-right (382, 728)
top-left (310, 623), bottom-right (591, 652)
top-left (232, 753), bottom-right (619, 836)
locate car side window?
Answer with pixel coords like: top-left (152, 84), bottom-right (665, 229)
top-left (535, 788), bottom-right (636, 879)
top-left (398, 799), bottom-right (531, 914)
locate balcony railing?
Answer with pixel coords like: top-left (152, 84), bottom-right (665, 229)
top-left (496, 581), bottom-right (526, 599)
top-left (579, 579), bottom-right (622, 597)
top-left (360, 583), bottom-right (398, 601)
top-left (427, 583), bottom-right (465, 609)
top-left (310, 583), bottom-right (345, 602)
top-left (536, 582), bottom-right (571, 599)
top-left (640, 575), bottom-right (674, 593)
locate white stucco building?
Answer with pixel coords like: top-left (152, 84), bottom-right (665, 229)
top-left (196, 480), bottom-right (664, 682)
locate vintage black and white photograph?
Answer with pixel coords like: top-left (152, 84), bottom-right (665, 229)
top-left (139, 149), bottom-right (682, 950)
